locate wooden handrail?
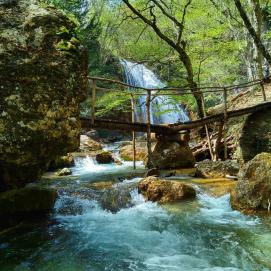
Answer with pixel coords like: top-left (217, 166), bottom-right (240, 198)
top-left (89, 75), bottom-right (269, 93)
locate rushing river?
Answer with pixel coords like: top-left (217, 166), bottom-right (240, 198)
top-left (0, 147), bottom-right (271, 271)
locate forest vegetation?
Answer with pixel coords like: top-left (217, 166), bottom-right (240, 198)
top-left (44, 0), bottom-right (271, 116)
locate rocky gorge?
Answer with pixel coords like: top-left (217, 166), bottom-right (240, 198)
top-left (1, 0), bottom-right (271, 269)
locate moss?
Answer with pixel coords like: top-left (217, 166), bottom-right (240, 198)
top-left (0, 187), bottom-right (57, 215)
top-left (56, 39), bottom-right (77, 52)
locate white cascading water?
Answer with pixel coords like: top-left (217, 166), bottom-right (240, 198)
top-left (121, 60), bottom-right (190, 124)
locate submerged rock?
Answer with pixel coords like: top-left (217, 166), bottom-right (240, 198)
top-left (88, 181), bottom-right (114, 190)
top-left (138, 176), bottom-right (196, 203)
top-left (100, 188), bottom-right (132, 213)
top-left (195, 160), bottom-right (239, 178)
top-left (96, 151), bottom-right (114, 164)
top-left (231, 153), bottom-right (271, 213)
top-left (49, 154), bottom-right (75, 171)
top-left (146, 141), bottom-right (195, 169)
top-left (57, 168), bottom-right (72, 176)
top-left (0, 187), bottom-right (57, 228)
top-left (0, 0), bottom-right (88, 191)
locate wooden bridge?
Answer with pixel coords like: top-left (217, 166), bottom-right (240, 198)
top-left (81, 75), bottom-right (271, 164)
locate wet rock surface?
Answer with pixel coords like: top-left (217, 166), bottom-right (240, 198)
top-left (231, 153), bottom-right (271, 213)
top-left (138, 176), bottom-right (196, 203)
top-left (100, 187), bottom-right (132, 213)
top-left (0, 0), bottom-right (87, 191)
top-left (0, 187), bottom-right (57, 228)
top-left (195, 160), bottom-right (239, 178)
top-left (48, 154), bottom-right (75, 171)
top-left (56, 168), bottom-right (72, 176)
top-left (96, 151), bottom-right (114, 164)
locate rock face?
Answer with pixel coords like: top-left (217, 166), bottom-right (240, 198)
top-left (195, 160), bottom-right (239, 178)
top-left (146, 140), bottom-right (195, 169)
top-left (231, 153), bottom-right (271, 213)
top-left (0, 0), bottom-right (88, 191)
top-left (239, 109), bottom-right (271, 163)
top-left (138, 176), bottom-right (196, 203)
top-left (0, 186), bottom-right (57, 228)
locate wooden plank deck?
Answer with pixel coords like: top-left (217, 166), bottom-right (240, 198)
top-left (81, 101), bottom-right (271, 134)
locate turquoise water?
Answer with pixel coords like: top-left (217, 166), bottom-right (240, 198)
top-left (0, 157), bottom-right (271, 271)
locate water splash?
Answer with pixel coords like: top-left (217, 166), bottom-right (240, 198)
top-left (72, 155), bottom-right (143, 176)
top-left (121, 60), bottom-right (190, 124)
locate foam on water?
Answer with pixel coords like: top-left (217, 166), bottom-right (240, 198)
top-left (72, 155), bottom-right (143, 176)
top-left (43, 184), bottom-right (266, 271)
top-left (1, 155), bottom-right (270, 271)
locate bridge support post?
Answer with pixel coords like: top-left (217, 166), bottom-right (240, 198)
top-left (260, 82), bottom-right (267, 102)
top-left (91, 79), bottom-right (96, 125)
top-left (131, 95), bottom-right (136, 170)
top-left (146, 90), bottom-right (152, 167)
top-left (223, 88), bottom-right (228, 160)
top-left (201, 94), bottom-right (214, 160)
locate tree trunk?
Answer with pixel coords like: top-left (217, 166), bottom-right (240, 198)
top-left (251, 0), bottom-right (264, 79)
top-left (178, 54), bottom-right (204, 119)
top-left (234, 0), bottom-right (271, 66)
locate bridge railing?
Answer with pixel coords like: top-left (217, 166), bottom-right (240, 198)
top-left (87, 75), bottom-right (270, 163)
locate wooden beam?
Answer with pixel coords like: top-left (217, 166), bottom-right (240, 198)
top-left (131, 95), bottom-right (136, 170)
top-left (170, 102), bottom-right (271, 131)
top-left (81, 102), bottom-right (271, 134)
top-left (91, 79), bottom-right (96, 125)
top-left (146, 90), bottom-right (152, 167)
top-left (201, 94), bottom-right (214, 160)
top-left (260, 82), bottom-right (267, 102)
top-left (223, 88), bottom-right (228, 160)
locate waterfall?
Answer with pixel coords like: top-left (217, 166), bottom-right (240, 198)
top-left (121, 60), bottom-right (190, 124)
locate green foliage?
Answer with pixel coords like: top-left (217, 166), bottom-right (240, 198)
top-left (43, 0), bottom-right (271, 116)
top-left (96, 91), bottom-right (131, 117)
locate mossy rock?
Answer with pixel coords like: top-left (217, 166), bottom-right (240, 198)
top-left (0, 0), bottom-right (88, 190)
top-left (138, 176), bottom-right (196, 203)
top-left (0, 186), bottom-right (57, 228)
top-left (231, 153), bottom-right (271, 214)
top-left (0, 187), bottom-right (57, 215)
top-left (96, 151), bottom-right (114, 164)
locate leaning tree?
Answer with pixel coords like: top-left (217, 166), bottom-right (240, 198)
top-left (122, 0), bottom-right (205, 118)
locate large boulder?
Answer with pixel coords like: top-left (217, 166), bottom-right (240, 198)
top-left (239, 109), bottom-right (271, 163)
top-left (138, 176), bottom-right (196, 203)
top-left (231, 153), bottom-right (271, 213)
top-left (80, 135), bottom-right (102, 152)
top-left (146, 140), bottom-right (195, 169)
top-left (0, 0), bottom-right (88, 191)
top-left (195, 160), bottom-right (239, 178)
top-left (0, 186), bottom-right (57, 228)
top-left (120, 142), bottom-right (147, 161)
top-left (96, 151), bottom-right (114, 164)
